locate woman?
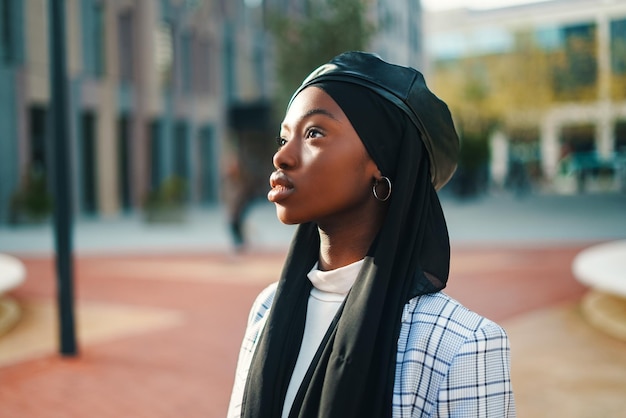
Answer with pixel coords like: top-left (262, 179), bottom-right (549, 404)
top-left (228, 51), bottom-right (515, 418)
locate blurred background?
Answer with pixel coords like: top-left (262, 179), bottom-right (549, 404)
top-left (1, 0), bottom-right (626, 417)
top-left (0, 0), bottom-right (624, 226)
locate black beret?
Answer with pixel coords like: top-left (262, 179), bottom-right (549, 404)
top-left (290, 51), bottom-right (460, 190)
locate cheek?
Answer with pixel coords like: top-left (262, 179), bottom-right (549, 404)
top-left (312, 153), bottom-right (373, 201)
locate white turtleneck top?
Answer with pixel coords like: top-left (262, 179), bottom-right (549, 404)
top-left (281, 259), bottom-right (364, 418)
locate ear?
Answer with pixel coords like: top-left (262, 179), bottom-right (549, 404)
top-left (365, 158), bottom-right (382, 181)
top-left (372, 167), bottom-right (383, 182)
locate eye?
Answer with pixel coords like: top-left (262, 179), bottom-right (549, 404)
top-left (276, 136), bottom-right (287, 148)
top-left (305, 128), bottom-right (323, 139)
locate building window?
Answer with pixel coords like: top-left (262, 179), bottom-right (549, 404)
top-left (149, 120), bottom-right (162, 190)
top-left (198, 125), bottom-right (216, 204)
top-left (610, 18), bottom-right (626, 75)
top-left (377, 2), bottom-right (392, 32)
top-left (180, 33), bottom-right (211, 95)
top-left (117, 9), bottom-right (134, 83)
top-left (614, 121), bottom-right (626, 154)
top-left (174, 121), bottom-right (189, 184)
top-left (198, 38), bottom-right (213, 95)
top-left (561, 124), bottom-right (596, 154)
top-left (553, 23), bottom-right (598, 100)
top-left (534, 26), bottom-right (563, 51)
top-left (155, 21), bottom-right (174, 90)
top-left (81, 111), bottom-right (99, 214)
top-left (0, 0), bottom-right (14, 64)
top-left (29, 106), bottom-right (48, 173)
top-left (92, 2), bottom-right (106, 77)
top-left (117, 114), bottom-right (132, 211)
top-left (181, 31), bottom-right (192, 93)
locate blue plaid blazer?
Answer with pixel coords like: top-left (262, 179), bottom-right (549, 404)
top-left (228, 283), bottom-right (516, 417)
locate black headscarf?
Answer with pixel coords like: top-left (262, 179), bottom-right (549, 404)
top-left (241, 54), bottom-right (457, 418)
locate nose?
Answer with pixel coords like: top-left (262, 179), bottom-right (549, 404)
top-left (272, 137), bottom-right (298, 170)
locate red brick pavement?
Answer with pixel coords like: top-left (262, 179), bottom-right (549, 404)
top-left (0, 244), bottom-right (592, 418)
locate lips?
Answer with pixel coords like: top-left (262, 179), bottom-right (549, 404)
top-left (268, 171), bottom-right (295, 203)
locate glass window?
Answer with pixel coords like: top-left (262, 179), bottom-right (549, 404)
top-left (534, 26), bottom-right (563, 51)
top-left (552, 23), bottom-right (598, 100)
top-left (194, 38), bottom-right (212, 95)
top-left (155, 21), bottom-right (174, 90)
top-left (0, 0), bottom-right (13, 64)
top-left (610, 18), bottom-right (626, 75)
top-left (93, 2), bottom-right (105, 77)
top-left (117, 10), bottom-right (134, 82)
top-left (563, 23), bottom-right (597, 86)
top-left (174, 121), bottom-right (189, 184)
top-left (181, 32), bottom-right (192, 93)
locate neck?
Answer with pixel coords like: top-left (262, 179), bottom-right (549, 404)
top-left (317, 208), bottom-right (385, 271)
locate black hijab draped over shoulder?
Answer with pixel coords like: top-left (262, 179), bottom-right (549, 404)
top-left (241, 52), bottom-right (460, 418)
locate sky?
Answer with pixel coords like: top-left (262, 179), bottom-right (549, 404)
top-left (421, 0), bottom-right (550, 11)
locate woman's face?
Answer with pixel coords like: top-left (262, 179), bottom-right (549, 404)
top-left (268, 86), bottom-right (379, 226)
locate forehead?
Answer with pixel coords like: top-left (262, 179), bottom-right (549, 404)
top-left (282, 86), bottom-right (346, 125)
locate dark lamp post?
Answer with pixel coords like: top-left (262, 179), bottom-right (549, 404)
top-left (48, 0), bottom-right (78, 356)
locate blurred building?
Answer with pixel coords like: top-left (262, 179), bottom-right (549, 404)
top-left (370, 0), bottom-right (423, 67)
top-left (0, 0), bottom-right (269, 224)
top-left (262, 0), bottom-right (423, 67)
top-left (424, 0), bottom-right (626, 193)
top-left (0, 0), bottom-right (422, 225)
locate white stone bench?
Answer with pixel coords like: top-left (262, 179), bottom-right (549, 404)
top-left (0, 253), bottom-right (26, 336)
top-left (573, 240), bottom-right (626, 341)
top-left (0, 254), bottom-right (26, 295)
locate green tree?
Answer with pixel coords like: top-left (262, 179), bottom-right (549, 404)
top-left (430, 30), bottom-right (557, 195)
top-left (266, 0), bottom-right (375, 114)
top-left (433, 30), bottom-right (554, 136)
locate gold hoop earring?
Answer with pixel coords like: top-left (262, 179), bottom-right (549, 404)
top-left (373, 176), bottom-right (392, 201)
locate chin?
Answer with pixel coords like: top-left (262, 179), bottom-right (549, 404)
top-left (275, 206), bottom-right (304, 225)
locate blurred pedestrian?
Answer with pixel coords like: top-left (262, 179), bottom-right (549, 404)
top-left (228, 52), bottom-right (515, 417)
top-left (222, 149), bottom-right (254, 253)
top-left (505, 157), bottom-right (531, 198)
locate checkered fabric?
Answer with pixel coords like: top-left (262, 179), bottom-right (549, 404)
top-left (228, 284), bottom-right (516, 417)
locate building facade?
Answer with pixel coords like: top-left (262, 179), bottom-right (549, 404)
top-left (0, 0), bottom-right (272, 224)
top-left (424, 0), bottom-right (626, 192)
top-left (0, 0), bottom-right (422, 225)
top-left (370, 0), bottom-right (423, 68)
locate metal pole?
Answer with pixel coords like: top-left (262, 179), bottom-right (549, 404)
top-left (48, 0), bottom-right (77, 356)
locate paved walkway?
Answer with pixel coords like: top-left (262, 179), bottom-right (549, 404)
top-left (0, 192), bottom-right (625, 417)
